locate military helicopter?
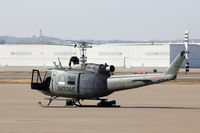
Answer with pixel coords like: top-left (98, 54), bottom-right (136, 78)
top-left (31, 39), bottom-right (189, 107)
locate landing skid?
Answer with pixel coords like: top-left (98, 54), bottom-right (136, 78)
top-left (38, 101), bottom-right (120, 108)
top-left (38, 101), bottom-right (77, 108)
top-left (38, 97), bottom-right (120, 108)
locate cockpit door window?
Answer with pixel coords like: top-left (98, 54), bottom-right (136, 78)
top-left (58, 74), bottom-right (66, 86)
top-left (67, 76), bottom-right (76, 85)
top-left (43, 71), bottom-right (52, 81)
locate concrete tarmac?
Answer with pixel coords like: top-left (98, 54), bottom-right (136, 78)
top-left (0, 84), bottom-right (200, 133)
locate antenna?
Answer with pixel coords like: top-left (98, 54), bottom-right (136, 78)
top-left (58, 58), bottom-right (63, 69)
top-left (53, 61), bottom-right (58, 68)
top-left (52, 58), bottom-right (63, 69)
top-left (184, 30), bottom-right (189, 74)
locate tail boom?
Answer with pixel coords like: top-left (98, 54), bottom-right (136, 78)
top-left (107, 51), bottom-right (186, 92)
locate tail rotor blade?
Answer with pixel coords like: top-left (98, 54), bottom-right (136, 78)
top-left (184, 30), bottom-right (190, 74)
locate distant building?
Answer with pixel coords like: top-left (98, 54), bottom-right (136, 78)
top-left (0, 43), bottom-right (199, 68)
top-left (0, 39), bottom-right (5, 44)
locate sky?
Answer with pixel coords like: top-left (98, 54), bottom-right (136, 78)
top-left (0, 0), bottom-right (200, 40)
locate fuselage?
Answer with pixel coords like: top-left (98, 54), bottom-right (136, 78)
top-left (31, 51), bottom-right (185, 100)
top-left (32, 63), bottom-right (114, 99)
top-left (34, 68), bottom-right (175, 99)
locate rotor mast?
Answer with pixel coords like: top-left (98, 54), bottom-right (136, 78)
top-left (74, 42), bottom-right (92, 64)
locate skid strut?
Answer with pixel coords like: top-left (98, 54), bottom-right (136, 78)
top-left (47, 96), bottom-right (57, 106)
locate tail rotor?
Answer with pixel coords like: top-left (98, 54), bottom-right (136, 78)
top-left (184, 30), bottom-right (190, 74)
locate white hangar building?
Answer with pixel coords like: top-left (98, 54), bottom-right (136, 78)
top-left (0, 43), bottom-right (199, 68)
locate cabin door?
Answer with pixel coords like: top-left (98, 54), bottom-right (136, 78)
top-left (55, 72), bottom-right (80, 95)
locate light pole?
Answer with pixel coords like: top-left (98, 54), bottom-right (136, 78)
top-left (123, 57), bottom-right (129, 68)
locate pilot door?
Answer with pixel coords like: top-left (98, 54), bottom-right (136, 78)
top-left (31, 69), bottom-right (43, 90)
top-left (31, 69), bottom-right (50, 91)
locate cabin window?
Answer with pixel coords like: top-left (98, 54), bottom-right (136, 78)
top-left (67, 76), bottom-right (76, 85)
top-left (58, 74), bottom-right (66, 85)
top-left (58, 75), bottom-right (66, 81)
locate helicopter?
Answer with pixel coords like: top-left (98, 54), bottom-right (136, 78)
top-left (31, 39), bottom-right (189, 107)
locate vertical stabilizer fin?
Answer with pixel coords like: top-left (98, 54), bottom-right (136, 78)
top-left (164, 51), bottom-right (185, 75)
